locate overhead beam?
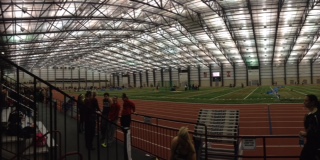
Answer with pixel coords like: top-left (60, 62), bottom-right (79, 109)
top-left (201, 0), bottom-right (246, 66)
top-left (247, 0), bottom-right (260, 67)
top-left (134, 36), bottom-right (192, 66)
top-left (312, 50), bottom-right (320, 63)
top-left (271, 0), bottom-right (284, 85)
top-left (132, 0), bottom-right (226, 66)
top-left (285, 0), bottom-right (313, 63)
top-left (299, 2), bottom-right (320, 63)
top-left (3, 28), bottom-right (144, 37)
top-left (247, 0), bottom-right (261, 84)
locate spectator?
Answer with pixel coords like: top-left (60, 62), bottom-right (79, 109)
top-left (84, 91), bottom-right (100, 150)
top-left (120, 93), bottom-right (135, 129)
top-left (170, 127), bottom-right (196, 160)
top-left (101, 96), bottom-right (120, 148)
top-left (77, 94), bottom-right (85, 133)
top-left (100, 93), bottom-right (112, 146)
top-left (299, 94), bottom-right (320, 160)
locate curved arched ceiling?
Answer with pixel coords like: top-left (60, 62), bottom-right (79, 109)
top-left (1, 0), bottom-right (320, 73)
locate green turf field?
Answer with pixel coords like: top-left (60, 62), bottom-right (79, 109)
top-left (68, 85), bottom-right (320, 104)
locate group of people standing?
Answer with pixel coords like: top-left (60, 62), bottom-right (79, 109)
top-left (77, 91), bottom-right (135, 150)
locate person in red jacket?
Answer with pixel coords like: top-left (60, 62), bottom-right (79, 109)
top-left (120, 93), bottom-right (135, 129)
top-left (101, 96), bottom-right (121, 147)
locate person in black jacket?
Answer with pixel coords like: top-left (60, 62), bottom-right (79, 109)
top-left (83, 91), bottom-right (100, 150)
top-left (299, 94), bottom-right (320, 160)
top-left (77, 94), bottom-right (85, 133)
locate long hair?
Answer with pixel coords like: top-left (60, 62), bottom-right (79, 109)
top-left (177, 127), bottom-right (196, 153)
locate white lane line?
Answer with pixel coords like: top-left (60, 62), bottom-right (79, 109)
top-left (291, 89), bottom-right (307, 95)
top-left (243, 87), bottom-right (259, 100)
top-left (210, 89), bottom-right (243, 100)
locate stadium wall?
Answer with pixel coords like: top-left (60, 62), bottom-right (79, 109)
top-left (4, 61), bottom-right (320, 88)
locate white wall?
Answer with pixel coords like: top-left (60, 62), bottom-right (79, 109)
top-left (7, 61), bottom-right (320, 89)
top-left (299, 62), bottom-right (311, 84)
top-left (260, 64), bottom-right (272, 85)
top-left (172, 68), bottom-right (179, 87)
top-left (235, 63), bottom-right (246, 86)
top-left (248, 69), bottom-right (259, 86)
top-left (313, 62), bottom-right (320, 84)
top-left (222, 64), bottom-right (233, 87)
top-left (273, 63), bottom-right (284, 85)
top-left (201, 65), bottom-right (210, 87)
top-left (190, 67), bottom-right (199, 86)
top-left (286, 62), bottom-right (298, 85)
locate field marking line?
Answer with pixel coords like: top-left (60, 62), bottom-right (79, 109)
top-left (243, 87), bottom-right (259, 100)
top-left (209, 88), bottom-right (244, 100)
top-left (184, 88), bottom-right (232, 98)
top-left (287, 87), bottom-right (307, 95)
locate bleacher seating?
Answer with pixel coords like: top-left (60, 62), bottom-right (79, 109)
top-left (195, 109), bottom-right (240, 160)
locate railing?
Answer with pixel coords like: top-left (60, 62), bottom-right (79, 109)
top-left (124, 114), bottom-right (300, 160)
top-left (0, 55), bottom-right (302, 160)
top-left (132, 113), bottom-right (208, 160)
top-left (0, 56), bottom-right (131, 160)
top-left (59, 152), bottom-right (83, 160)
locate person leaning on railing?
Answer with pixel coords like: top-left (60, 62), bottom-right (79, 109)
top-left (299, 94), bottom-right (320, 160)
top-left (170, 127), bottom-right (196, 160)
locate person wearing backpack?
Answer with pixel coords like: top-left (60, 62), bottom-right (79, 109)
top-left (299, 94), bottom-right (320, 160)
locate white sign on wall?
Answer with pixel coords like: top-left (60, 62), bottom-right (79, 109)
top-left (242, 138), bottom-right (256, 150)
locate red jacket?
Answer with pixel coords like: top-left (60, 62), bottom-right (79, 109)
top-left (108, 103), bottom-right (120, 121)
top-left (121, 100), bottom-right (135, 116)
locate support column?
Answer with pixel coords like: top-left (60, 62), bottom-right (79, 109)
top-left (178, 68), bottom-right (181, 87)
top-left (198, 65), bottom-right (201, 87)
top-left (78, 67), bottom-right (80, 89)
top-left (117, 74), bottom-right (120, 87)
top-left (146, 70), bottom-right (149, 87)
top-left (153, 69), bottom-right (156, 87)
top-left (259, 65), bottom-right (262, 86)
top-left (271, 63), bottom-right (274, 85)
top-left (71, 66), bottom-right (73, 88)
top-left (161, 68), bottom-right (164, 87)
top-left (128, 73), bottom-right (131, 87)
top-left (39, 69), bottom-right (41, 87)
top-left (112, 73), bottom-right (115, 87)
top-left (62, 66), bottom-right (65, 89)
top-left (133, 72), bottom-right (136, 87)
top-left (221, 64), bottom-right (224, 87)
top-left (233, 64), bottom-right (236, 86)
top-left (104, 73), bottom-right (109, 88)
top-left (297, 62), bottom-right (300, 84)
top-left (139, 72), bottom-right (142, 87)
top-left (246, 66), bottom-right (249, 86)
top-left (284, 63), bottom-right (287, 85)
top-left (85, 68), bottom-right (88, 89)
top-left (169, 67), bottom-right (172, 87)
top-left (54, 66), bottom-right (57, 87)
top-left (99, 72), bottom-right (101, 88)
top-left (311, 60), bottom-right (313, 84)
top-left (209, 65), bottom-right (212, 87)
top-left (47, 66), bottom-right (49, 85)
top-left (187, 66), bottom-right (191, 87)
top-left (91, 70), bottom-right (94, 87)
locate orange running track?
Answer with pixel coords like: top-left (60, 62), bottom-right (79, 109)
top-left (53, 91), bottom-right (305, 159)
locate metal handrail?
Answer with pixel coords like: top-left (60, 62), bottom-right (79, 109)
top-left (59, 151), bottom-right (83, 160)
